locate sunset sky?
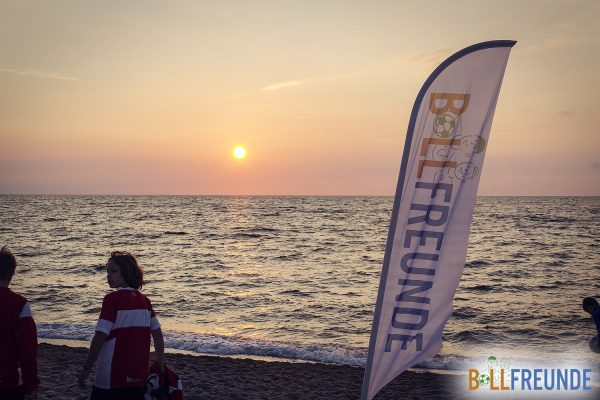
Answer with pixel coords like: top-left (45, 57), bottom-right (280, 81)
top-left (1, 0), bottom-right (599, 195)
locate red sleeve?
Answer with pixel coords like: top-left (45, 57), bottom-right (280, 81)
top-left (147, 297), bottom-right (161, 331)
top-left (16, 302), bottom-right (39, 393)
top-left (95, 294), bottom-right (117, 335)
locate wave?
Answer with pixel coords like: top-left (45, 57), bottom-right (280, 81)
top-left (18, 251), bottom-right (51, 258)
top-left (233, 233), bottom-right (263, 238)
top-left (38, 323), bottom-right (94, 341)
top-left (447, 330), bottom-right (508, 344)
top-left (550, 251), bottom-right (573, 259)
top-left (418, 354), bottom-right (470, 370)
top-left (525, 215), bottom-right (576, 223)
top-left (31, 324), bottom-right (600, 372)
top-left (36, 323), bottom-right (465, 370)
top-left (465, 260), bottom-right (490, 267)
top-left (275, 253), bottom-right (302, 261)
top-left (164, 332), bottom-right (366, 366)
top-left (133, 233), bottom-right (163, 239)
top-left (249, 227), bottom-right (279, 232)
top-left (279, 289), bottom-right (312, 297)
top-left (464, 284), bottom-right (497, 292)
top-left (37, 323), bottom-right (365, 366)
top-left (262, 212), bottom-right (280, 216)
top-left (452, 308), bottom-right (478, 319)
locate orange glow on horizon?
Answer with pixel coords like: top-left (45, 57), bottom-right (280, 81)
top-left (1, 2), bottom-right (598, 195)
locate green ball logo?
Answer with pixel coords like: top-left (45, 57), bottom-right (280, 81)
top-left (478, 373), bottom-right (490, 386)
top-left (433, 114), bottom-right (456, 138)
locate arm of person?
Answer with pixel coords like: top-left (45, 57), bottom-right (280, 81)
top-left (78, 331), bottom-right (108, 387)
top-left (17, 303), bottom-right (40, 395)
top-left (151, 328), bottom-right (165, 374)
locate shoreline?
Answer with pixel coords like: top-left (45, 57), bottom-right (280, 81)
top-left (36, 343), bottom-right (457, 399)
top-left (39, 337), bottom-right (467, 373)
top-left (39, 337), bottom-right (325, 365)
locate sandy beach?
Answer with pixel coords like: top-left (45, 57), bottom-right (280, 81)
top-left (36, 343), bottom-right (456, 399)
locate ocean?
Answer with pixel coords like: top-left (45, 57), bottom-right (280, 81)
top-left (1, 195), bottom-right (598, 372)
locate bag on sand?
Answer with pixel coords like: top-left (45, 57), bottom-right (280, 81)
top-left (145, 361), bottom-right (183, 400)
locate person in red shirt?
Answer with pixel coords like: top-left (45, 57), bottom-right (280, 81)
top-left (78, 251), bottom-right (165, 400)
top-left (0, 246), bottom-right (39, 400)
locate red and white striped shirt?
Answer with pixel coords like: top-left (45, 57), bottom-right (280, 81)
top-left (94, 288), bottom-right (160, 389)
top-left (0, 287), bottom-right (39, 393)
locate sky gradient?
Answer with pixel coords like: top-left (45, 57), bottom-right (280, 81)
top-left (1, 0), bottom-right (599, 195)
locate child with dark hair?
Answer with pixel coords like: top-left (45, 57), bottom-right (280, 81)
top-left (0, 246), bottom-right (39, 400)
top-left (78, 251), bottom-right (165, 400)
top-left (583, 297), bottom-right (600, 353)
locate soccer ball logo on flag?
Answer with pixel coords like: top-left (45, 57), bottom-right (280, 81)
top-left (433, 113), bottom-right (457, 138)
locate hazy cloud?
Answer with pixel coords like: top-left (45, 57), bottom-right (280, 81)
top-left (544, 36), bottom-right (600, 49)
top-left (0, 68), bottom-right (84, 83)
top-left (411, 48), bottom-right (453, 68)
top-left (260, 69), bottom-right (382, 93)
top-left (558, 110), bottom-right (575, 117)
top-left (261, 80), bottom-right (302, 92)
top-left (592, 162), bottom-right (600, 169)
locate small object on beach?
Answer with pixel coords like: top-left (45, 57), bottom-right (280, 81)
top-left (147, 361), bottom-right (183, 400)
top-left (589, 336), bottom-right (600, 353)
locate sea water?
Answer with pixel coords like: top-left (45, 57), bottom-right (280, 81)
top-left (0, 196), bottom-right (598, 371)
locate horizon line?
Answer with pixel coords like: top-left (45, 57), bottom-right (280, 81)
top-left (1, 193), bottom-right (598, 197)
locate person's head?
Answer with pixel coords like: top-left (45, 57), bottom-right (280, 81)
top-left (0, 246), bottom-right (17, 286)
top-left (583, 297), bottom-right (598, 315)
top-left (106, 251), bottom-right (144, 289)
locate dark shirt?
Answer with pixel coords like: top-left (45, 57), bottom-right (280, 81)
top-left (0, 287), bottom-right (39, 393)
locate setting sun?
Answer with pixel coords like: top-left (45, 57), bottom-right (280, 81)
top-left (233, 146), bottom-right (247, 160)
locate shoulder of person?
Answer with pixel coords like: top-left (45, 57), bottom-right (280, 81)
top-left (103, 290), bottom-right (122, 301)
top-left (139, 291), bottom-right (154, 305)
top-left (1, 290), bottom-right (30, 317)
top-left (139, 291), bottom-right (151, 301)
top-left (13, 292), bottom-right (27, 303)
top-left (6, 289), bottom-right (28, 306)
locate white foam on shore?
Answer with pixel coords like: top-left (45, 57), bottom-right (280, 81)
top-left (37, 323), bottom-right (462, 369)
top-left (37, 323), bottom-right (454, 368)
top-left (37, 323), bottom-right (366, 366)
top-left (37, 323), bottom-right (600, 375)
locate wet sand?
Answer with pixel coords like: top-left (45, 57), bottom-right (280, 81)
top-left (37, 343), bottom-right (456, 399)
